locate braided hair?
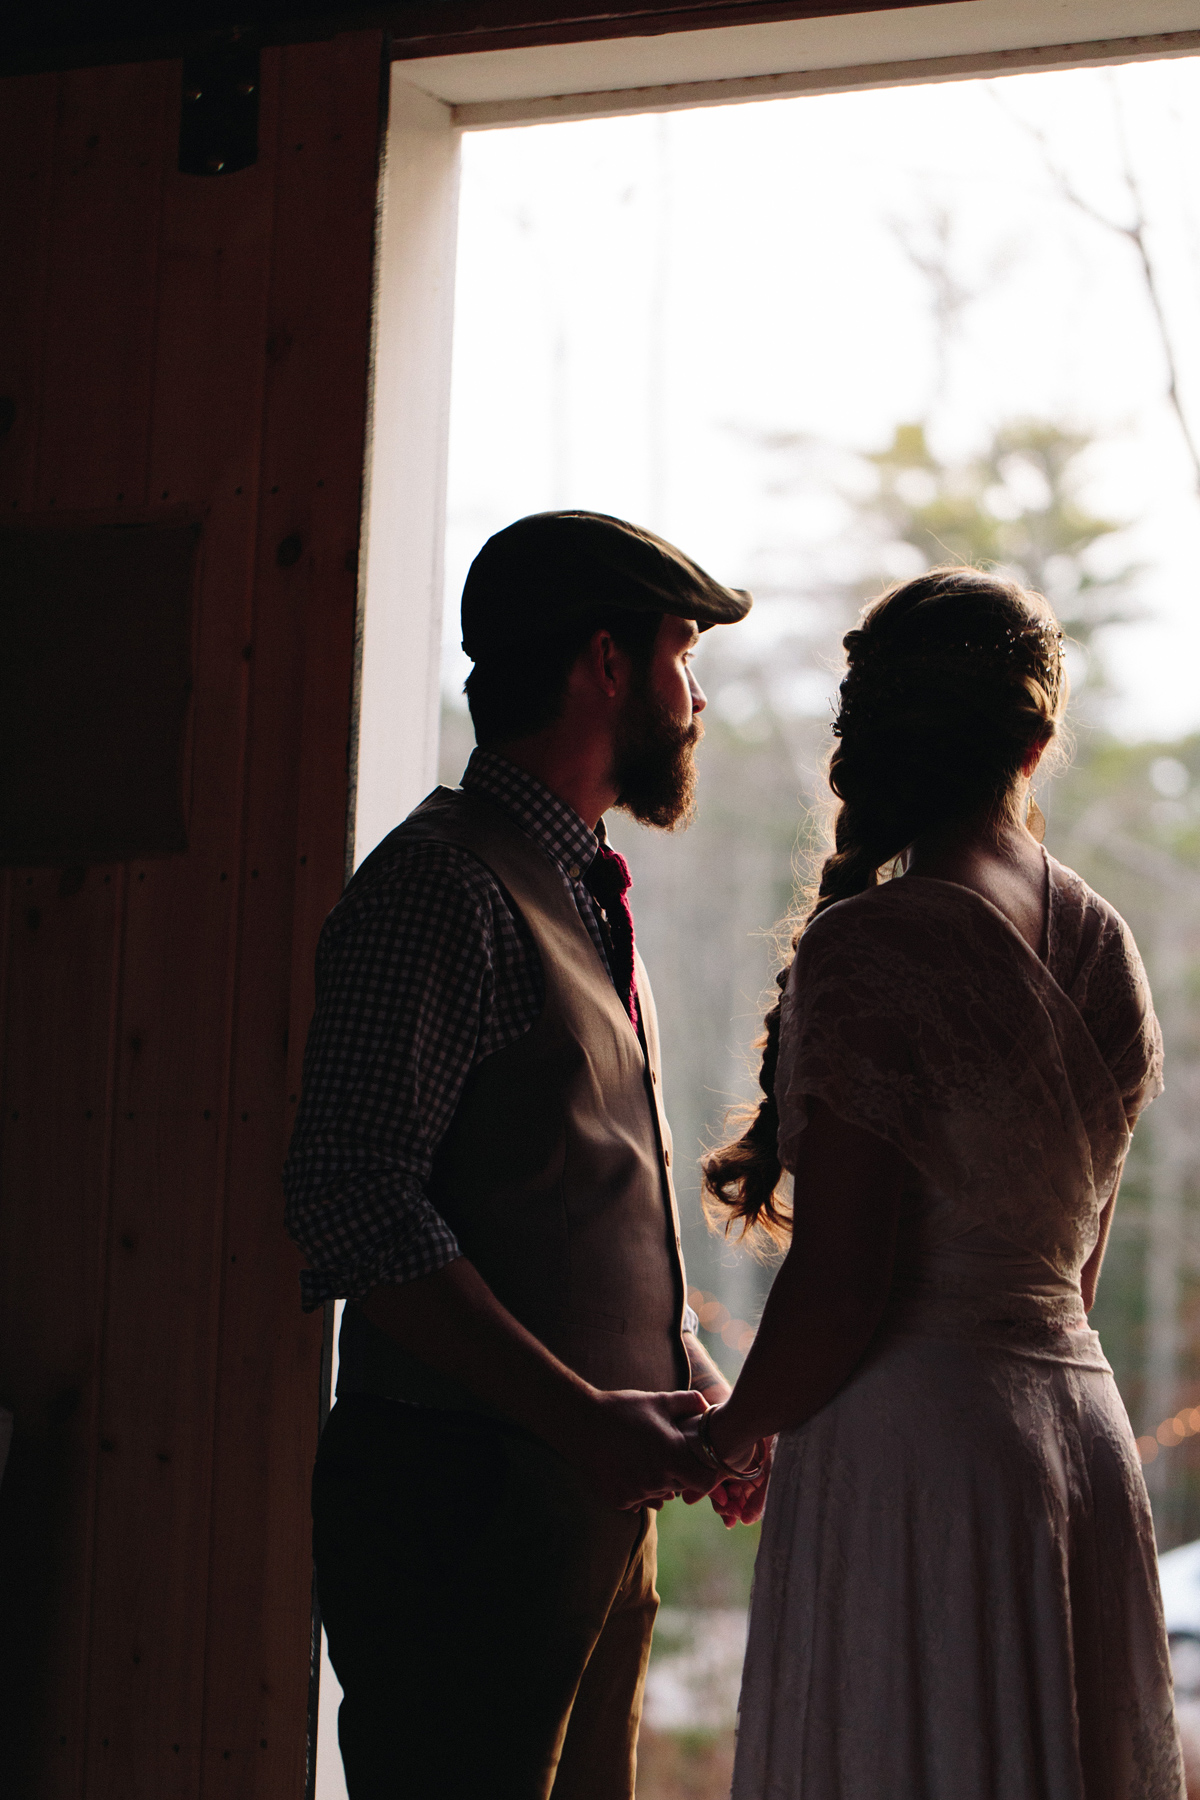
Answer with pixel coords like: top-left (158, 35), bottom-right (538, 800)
top-left (702, 566), bottom-right (1068, 1246)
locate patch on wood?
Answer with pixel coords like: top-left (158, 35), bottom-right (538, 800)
top-left (0, 521), bottom-right (198, 866)
top-left (178, 37), bottom-right (261, 178)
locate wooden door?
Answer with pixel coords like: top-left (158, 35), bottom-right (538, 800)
top-left (0, 32), bottom-right (383, 1798)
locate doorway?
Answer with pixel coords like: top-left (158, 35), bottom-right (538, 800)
top-left (324, 13), bottom-right (1200, 1793)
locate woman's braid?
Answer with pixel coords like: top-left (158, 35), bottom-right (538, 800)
top-left (703, 567), bottom-right (1067, 1246)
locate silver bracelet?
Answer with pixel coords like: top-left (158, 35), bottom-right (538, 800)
top-left (696, 1408), bottom-right (767, 1481)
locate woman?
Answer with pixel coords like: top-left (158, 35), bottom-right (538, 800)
top-left (694, 568), bottom-right (1184, 1799)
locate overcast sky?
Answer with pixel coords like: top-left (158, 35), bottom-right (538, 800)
top-left (443, 54), bottom-right (1200, 742)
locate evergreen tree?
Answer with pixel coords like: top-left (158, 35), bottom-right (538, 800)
top-left (864, 418), bottom-right (1142, 676)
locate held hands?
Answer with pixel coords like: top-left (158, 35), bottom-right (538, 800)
top-left (565, 1386), bottom-right (774, 1523)
top-left (672, 1334), bottom-right (772, 1525)
top-left (565, 1387), bottom-right (713, 1511)
top-left (678, 1406), bottom-right (775, 1527)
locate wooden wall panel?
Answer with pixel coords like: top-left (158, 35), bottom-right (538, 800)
top-left (0, 864), bottom-right (124, 1799)
top-left (34, 65), bottom-right (173, 512)
top-left (0, 73), bottom-right (57, 514)
top-left (82, 56), bottom-right (281, 1800)
top-left (0, 31), bottom-right (383, 1800)
top-left (198, 36), bottom-right (381, 1798)
top-left (0, 59), bottom-right (134, 1800)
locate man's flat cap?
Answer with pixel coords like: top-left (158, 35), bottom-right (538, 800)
top-left (461, 510), bottom-right (752, 661)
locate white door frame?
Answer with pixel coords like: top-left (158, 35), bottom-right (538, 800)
top-left (352, 0), bottom-right (1200, 864)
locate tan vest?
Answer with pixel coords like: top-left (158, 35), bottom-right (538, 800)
top-left (337, 786), bottom-right (690, 1408)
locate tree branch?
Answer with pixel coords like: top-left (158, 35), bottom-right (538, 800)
top-left (988, 79), bottom-right (1200, 498)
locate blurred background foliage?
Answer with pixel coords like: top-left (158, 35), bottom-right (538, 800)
top-left (654, 1493), bottom-right (761, 1610)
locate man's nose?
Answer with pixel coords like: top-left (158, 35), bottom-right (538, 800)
top-left (688, 668), bottom-right (707, 713)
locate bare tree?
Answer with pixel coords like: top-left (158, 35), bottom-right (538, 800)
top-left (888, 202), bottom-right (1019, 409)
top-left (989, 75), bottom-right (1200, 497)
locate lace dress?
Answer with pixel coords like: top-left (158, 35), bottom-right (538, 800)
top-left (732, 853), bottom-right (1184, 1800)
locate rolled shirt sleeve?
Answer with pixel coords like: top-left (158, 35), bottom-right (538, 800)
top-left (283, 838), bottom-right (542, 1310)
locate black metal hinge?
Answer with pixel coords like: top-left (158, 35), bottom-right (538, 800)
top-left (179, 33), bottom-right (260, 177)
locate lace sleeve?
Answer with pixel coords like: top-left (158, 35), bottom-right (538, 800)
top-left (1045, 858), bottom-right (1163, 1126)
top-left (774, 882), bottom-right (1134, 1275)
top-left (1081, 919), bottom-right (1163, 1126)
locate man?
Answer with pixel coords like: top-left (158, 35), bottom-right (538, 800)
top-left (284, 510), bottom-right (757, 1800)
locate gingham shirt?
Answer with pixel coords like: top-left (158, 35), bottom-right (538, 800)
top-left (284, 749), bottom-right (696, 1320)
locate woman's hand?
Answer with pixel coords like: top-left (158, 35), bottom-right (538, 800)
top-left (675, 1405), bottom-right (774, 1524)
top-left (680, 1423), bottom-right (776, 1526)
top-left (709, 1450), bottom-right (774, 1527)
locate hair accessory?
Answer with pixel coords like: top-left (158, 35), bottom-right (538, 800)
top-left (834, 611), bottom-right (1066, 741)
top-left (695, 1408), bottom-right (767, 1481)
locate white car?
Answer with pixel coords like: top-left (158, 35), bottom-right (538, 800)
top-left (1158, 1538), bottom-right (1200, 1696)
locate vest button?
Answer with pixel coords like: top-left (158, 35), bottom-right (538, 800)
top-left (650, 1069), bottom-right (657, 1084)
top-left (568, 862), bottom-right (581, 878)
top-left (664, 1148), bottom-right (671, 1166)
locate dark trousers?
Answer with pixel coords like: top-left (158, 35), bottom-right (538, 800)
top-left (312, 1395), bottom-right (659, 1800)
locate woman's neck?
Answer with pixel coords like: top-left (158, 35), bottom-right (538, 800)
top-left (902, 790), bottom-right (1048, 956)
top-left (904, 808), bottom-right (1037, 882)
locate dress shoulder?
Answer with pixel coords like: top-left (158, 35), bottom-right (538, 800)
top-left (775, 874), bottom-right (1137, 1274)
top-left (776, 877), bottom-right (1026, 1168)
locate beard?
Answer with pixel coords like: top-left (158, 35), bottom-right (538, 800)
top-left (612, 687), bottom-right (702, 830)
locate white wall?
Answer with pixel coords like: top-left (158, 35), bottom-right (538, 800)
top-left (352, 74), bottom-right (462, 870)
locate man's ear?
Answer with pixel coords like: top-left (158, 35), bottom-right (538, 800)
top-left (577, 628), bottom-right (626, 702)
top-left (598, 630), bottom-right (624, 695)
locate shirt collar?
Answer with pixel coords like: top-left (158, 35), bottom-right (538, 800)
top-left (461, 748), bottom-right (600, 880)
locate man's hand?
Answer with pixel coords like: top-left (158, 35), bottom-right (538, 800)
top-left (561, 1387), bottom-right (712, 1510)
top-left (359, 1265), bottom-right (720, 1509)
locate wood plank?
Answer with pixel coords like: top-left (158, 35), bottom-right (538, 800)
top-left (0, 866), bottom-right (124, 1799)
top-left (0, 73), bottom-right (58, 516)
top-left (197, 34), bottom-right (383, 1797)
top-left (81, 55), bottom-right (284, 1800)
top-left (2, 0), bottom-right (958, 75)
top-left (285, 30), bottom-right (386, 1088)
top-left (387, 0), bottom-right (958, 57)
top-left (34, 62), bottom-right (172, 512)
top-left (0, 62), bottom-right (162, 1800)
